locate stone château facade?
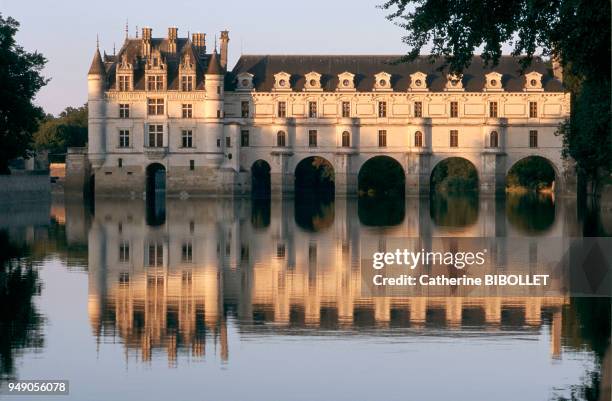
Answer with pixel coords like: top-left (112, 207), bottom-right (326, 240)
top-left (73, 27), bottom-right (572, 198)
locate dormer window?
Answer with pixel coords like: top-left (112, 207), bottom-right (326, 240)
top-left (409, 72), bottom-right (428, 91)
top-left (116, 53), bottom-right (133, 92)
top-left (236, 72), bottom-right (254, 91)
top-left (273, 72), bottom-right (292, 91)
top-left (484, 72), bottom-right (503, 91)
top-left (337, 71), bottom-right (355, 91)
top-left (304, 72), bottom-right (322, 91)
top-left (524, 71), bottom-right (543, 91)
top-left (179, 53), bottom-right (196, 92)
top-left (374, 72), bottom-right (392, 91)
top-left (445, 73), bottom-right (464, 91)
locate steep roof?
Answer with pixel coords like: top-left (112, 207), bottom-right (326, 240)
top-left (206, 51), bottom-right (223, 75)
top-left (88, 48), bottom-right (106, 76)
top-left (228, 55), bottom-right (563, 92)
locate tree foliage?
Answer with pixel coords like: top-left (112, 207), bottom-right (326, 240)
top-left (34, 105), bottom-right (88, 158)
top-left (507, 156), bottom-right (555, 190)
top-left (0, 15), bottom-right (48, 174)
top-left (430, 157), bottom-right (478, 193)
top-left (381, 0), bottom-right (611, 191)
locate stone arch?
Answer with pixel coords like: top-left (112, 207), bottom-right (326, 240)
top-left (358, 155), bottom-right (405, 197)
top-left (251, 159), bottom-right (271, 199)
top-left (294, 156), bottom-right (335, 196)
top-left (430, 157), bottom-right (479, 194)
top-left (506, 155), bottom-right (560, 193)
top-left (145, 163), bottom-right (166, 226)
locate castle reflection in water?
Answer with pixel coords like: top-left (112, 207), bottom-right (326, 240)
top-left (74, 195), bottom-right (579, 366)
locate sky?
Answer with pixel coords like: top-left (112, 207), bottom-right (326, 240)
top-left (2, 0), bottom-right (415, 115)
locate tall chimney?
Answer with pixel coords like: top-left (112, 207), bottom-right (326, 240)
top-left (168, 27), bottom-right (177, 53)
top-left (142, 27), bottom-right (152, 56)
top-left (219, 30), bottom-right (229, 71)
top-left (192, 32), bottom-right (206, 58)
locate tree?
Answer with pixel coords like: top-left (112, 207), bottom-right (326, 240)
top-left (34, 105), bottom-right (88, 159)
top-left (0, 15), bottom-right (48, 174)
top-left (381, 0), bottom-right (611, 195)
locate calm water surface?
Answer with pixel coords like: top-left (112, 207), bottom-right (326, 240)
top-left (0, 194), bottom-right (609, 401)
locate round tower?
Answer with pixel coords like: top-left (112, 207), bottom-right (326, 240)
top-left (205, 51), bottom-right (225, 160)
top-left (87, 44), bottom-right (107, 168)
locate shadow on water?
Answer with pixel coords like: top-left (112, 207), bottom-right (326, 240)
top-left (251, 198), bottom-right (271, 229)
top-left (358, 196), bottom-right (405, 226)
top-left (0, 230), bottom-right (44, 381)
top-left (506, 192), bottom-right (555, 235)
top-left (294, 194), bottom-right (334, 232)
top-left (429, 193), bottom-right (479, 228)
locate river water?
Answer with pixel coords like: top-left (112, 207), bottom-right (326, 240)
top-left (0, 193), bottom-right (609, 401)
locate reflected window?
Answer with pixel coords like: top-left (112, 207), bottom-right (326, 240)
top-left (146, 243), bottom-right (164, 267)
top-left (181, 242), bottom-right (193, 263)
top-left (119, 272), bottom-right (130, 286)
top-left (119, 242), bottom-right (130, 263)
top-left (276, 243), bottom-right (286, 258)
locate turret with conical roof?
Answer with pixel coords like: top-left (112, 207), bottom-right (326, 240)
top-left (206, 51), bottom-right (223, 75)
top-left (88, 40), bottom-right (107, 168)
top-left (88, 48), bottom-right (106, 76)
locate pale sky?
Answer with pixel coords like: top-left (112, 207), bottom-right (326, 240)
top-left (1, 0), bottom-right (415, 115)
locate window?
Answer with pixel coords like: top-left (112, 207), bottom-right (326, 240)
top-left (118, 158), bottom-right (123, 168)
top-left (216, 138), bottom-right (221, 148)
top-left (277, 131), bottom-right (286, 147)
top-left (529, 130), bottom-right (538, 148)
top-left (342, 101), bottom-right (350, 117)
top-left (181, 130), bottom-right (193, 148)
top-left (529, 102), bottom-right (538, 118)
top-left (147, 75), bottom-right (163, 91)
top-left (146, 243), bottom-right (163, 267)
top-left (181, 242), bottom-right (193, 263)
top-left (278, 101), bottom-right (287, 118)
top-left (189, 160), bottom-right (195, 171)
top-left (119, 130), bottom-right (130, 148)
top-left (378, 130), bottom-right (387, 147)
top-left (308, 130), bottom-right (317, 147)
top-left (489, 101), bottom-right (498, 118)
top-left (216, 109), bottom-right (221, 118)
top-left (147, 98), bottom-right (164, 115)
top-left (450, 130), bottom-right (459, 147)
top-left (181, 75), bottom-right (194, 91)
top-left (119, 104), bottom-right (130, 118)
top-left (118, 75), bottom-right (130, 91)
top-left (217, 86), bottom-right (221, 94)
top-left (414, 101), bottom-right (423, 117)
top-left (119, 242), bottom-right (130, 262)
top-left (414, 131), bottom-right (423, 147)
top-left (490, 131), bottom-right (499, 148)
top-left (148, 124), bottom-right (163, 147)
top-left (226, 137), bottom-right (231, 147)
top-left (378, 101), bottom-right (387, 117)
top-left (308, 101), bottom-right (317, 118)
top-left (241, 101), bottom-right (249, 118)
top-left (341, 131), bottom-right (350, 147)
top-left (182, 103), bottom-right (193, 118)
top-left (450, 101), bottom-right (458, 118)
top-left (241, 130), bottom-right (249, 147)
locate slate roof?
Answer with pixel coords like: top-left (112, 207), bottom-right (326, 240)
top-left (228, 55), bottom-right (563, 92)
top-left (101, 38), bottom-right (214, 90)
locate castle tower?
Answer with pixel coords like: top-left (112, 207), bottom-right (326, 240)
top-left (87, 44), bottom-right (107, 168)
